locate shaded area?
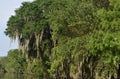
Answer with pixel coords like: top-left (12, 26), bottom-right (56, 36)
top-left (0, 73), bottom-right (41, 79)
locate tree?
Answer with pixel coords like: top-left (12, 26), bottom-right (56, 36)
top-left (7, 49), bottom-right (27, 73)
top-left (4, 0), bottom-right (120, 78)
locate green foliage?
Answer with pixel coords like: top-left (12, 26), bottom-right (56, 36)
top-left (6, 49), bottom-right (27, 73)
top-left (4, 0), bottom-right (120, 79)
top-left (0, 57), bottom-right (8, 73)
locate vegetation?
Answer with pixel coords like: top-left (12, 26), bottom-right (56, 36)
top-left (6, 49), bottom-right (27, 73)
top-left (0, 0), bottom-right (120, 79)
top-left (0, 57), bottom-right (7, 73)
top-left (0, 49), bottom-right (26, 73)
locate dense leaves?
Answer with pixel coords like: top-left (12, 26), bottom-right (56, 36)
top-left (7, 49), bottom-right (27, 73)
top-left (4, 0), bottom-right (120, 79)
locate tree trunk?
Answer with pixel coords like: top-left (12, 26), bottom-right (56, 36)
top-left (63, 59), bottom-right (71, 79)
top-left (117, 63), bottom-right (120, 79)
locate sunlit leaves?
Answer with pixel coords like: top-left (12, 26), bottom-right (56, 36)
top-left (4, 0), bottom-right (120, 78)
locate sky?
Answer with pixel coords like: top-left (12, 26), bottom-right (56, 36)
top-left (0, 0), bottom-right (33, 56)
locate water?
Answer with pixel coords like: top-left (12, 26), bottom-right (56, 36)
top-left (0, 73), bottom-right (41, 79)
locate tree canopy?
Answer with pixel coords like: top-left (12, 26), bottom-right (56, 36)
top-left (4, 0), bottom-right (120, 79)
